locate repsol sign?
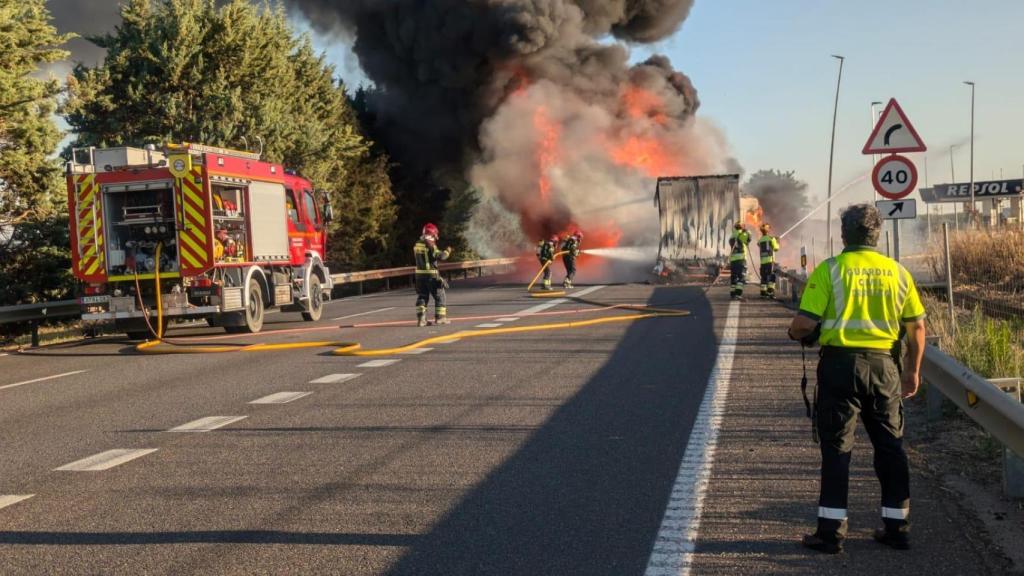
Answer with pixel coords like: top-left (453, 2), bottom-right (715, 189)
top-left (919, 179), bottom-right (1024, 203)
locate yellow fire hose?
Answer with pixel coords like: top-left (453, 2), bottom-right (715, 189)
top-left (527, 250), bottom-right (568, 297)
top-left (135, 249), bottom-right (690, 355)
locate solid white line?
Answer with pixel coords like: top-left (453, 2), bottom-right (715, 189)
top-left (570, 285), bottom-right (606, 298)
top-left (400, 348), bottom-right (434, 355)
top-left (168, 415), bottom-right (247, 433)
top-left (435, 338), bottom-right (461, 344)
top-left (309, 373), bottom-right (362, 384)
top-left (515, 298), bottom-right (567, 316)
top-left (55, 449), bottom-right (159, 472)
top-left (644, 300), bottom-right (739, 576)
top-left (0, 495), bottom-right (34, 510)
top-left (357, 359), bottom-right (401, 368)
top-left (249, 391), bottom-right (313, 404)
top-left (332, 307), bottom-right (396, 321)
top-left (475, 323), bottom-right (503, 328)
top-left (496, 317), bottom-right (520, 322)
top-left (0, 370), bottom-right (88, 392)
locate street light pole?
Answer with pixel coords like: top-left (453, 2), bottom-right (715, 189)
top-left (827, 55), bottom-right (845, 257)
top-left (870, 100), bottom-right (882, 203)
top-left (965, 81), bottom-right (976, 227)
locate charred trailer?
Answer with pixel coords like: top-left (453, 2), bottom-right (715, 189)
top-left (67, 143), bottom-right (335, 338)
top-left (654, 174), bottom-right (741, 281)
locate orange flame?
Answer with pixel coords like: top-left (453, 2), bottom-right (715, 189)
top-left (622, 86), bottom-right (669, 126)
top-left (608, 136), bottom-right (681, 178)
top-left (533, 106), bottom-right (561, 206)
top-left (745, 206), bottom-right (764, 229)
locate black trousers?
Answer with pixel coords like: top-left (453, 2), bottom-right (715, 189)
top-left (760, 262), bottom-right (776, 295)
top-left (816, 349), bottom-right (910, 540)
top-left (729, 260), bottom-right (746, 295)
top-left (563, 256), bottom-right (577, 282)
top-left (415, 275), bottom-right (447, 318)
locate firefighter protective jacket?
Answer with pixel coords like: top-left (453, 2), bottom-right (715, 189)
top-left (415, 238), bottom-right (450, 275)
top-left (728, 229), bottom-right (751, 262)
top-left (758, 234), bottom-right (780, 264)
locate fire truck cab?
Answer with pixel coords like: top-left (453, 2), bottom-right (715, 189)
top-left (67, 143), bottom-right (334, 338)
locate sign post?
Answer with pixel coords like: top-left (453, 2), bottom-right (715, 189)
top-left (864, 98), bottom-right (927, 263)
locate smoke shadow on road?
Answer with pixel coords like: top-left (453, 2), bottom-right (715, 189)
top-left (385, 285), bottom-right (721, 576)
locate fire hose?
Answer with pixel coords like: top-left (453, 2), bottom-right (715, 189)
top-left (526, 250), bottom-right (568, 297)
top-left (134, 250), bottom-right (691, 355)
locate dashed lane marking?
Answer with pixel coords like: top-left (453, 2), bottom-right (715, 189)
top-left (436, 339), bottom-right (461, 344)
top-left (55, 449), bottom-right (159, 472)
top-left (496, 317), bottom-right (520, 322)
top-left (332, 307), bottom-right (396, 321)
top-left (0, 495), bottom-right (34, 510)
top-left (400, 348), bottom-right (434, 355)
top-left (0, 353), bottom-right (8, 358)
top-left (309, 373), bottom-right (362, 384)
top-left (474, 323), bottom-right (503, 328)
top-left (249, 391), bottom-right (313, 404)
top-left (168, 416), bottom-right (248, 432)
top-left (514, 285), bottom-right (607, 317)
top-left (644, 300), bottom-right (739, 576)
top-left (0, 370), bottom-right (88, 392)
top-left (357, 359), bottom-right (401, 368)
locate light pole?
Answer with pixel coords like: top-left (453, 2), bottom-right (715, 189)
top-left (870, 100), bottom-right (882, 202)
top-left (827, 55), bottom-right (845, 256)
top-left (964, 81), bottom-right (976, 227)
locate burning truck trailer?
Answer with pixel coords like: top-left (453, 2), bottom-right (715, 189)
top-left (654, 174), bottom-right (745, 283)
top-left (67, 143), bottom-right (335, 339)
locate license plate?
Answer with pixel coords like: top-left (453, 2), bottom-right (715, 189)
top-left (80, 295), bottom-right (111, 304)
top-left (190, 287), bottom-right (216, 298)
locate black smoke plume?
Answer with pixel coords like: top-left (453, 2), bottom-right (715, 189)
top-left (45, 0), bottom-right (123, 67)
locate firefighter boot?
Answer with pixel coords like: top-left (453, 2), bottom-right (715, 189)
top-left (417, 314), bottom-right (427, 327)
top-left (434, 315), bottom-right (451, 326)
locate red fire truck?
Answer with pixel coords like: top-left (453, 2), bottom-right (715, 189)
top-left (67, 143), bottom-right (334, 338)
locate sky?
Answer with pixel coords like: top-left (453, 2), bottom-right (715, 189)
top-left (308, 0), bottom-right (1024, 212)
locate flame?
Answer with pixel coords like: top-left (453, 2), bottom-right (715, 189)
top-left (621, 86), bottom-right (669, 126)
top-left (533, 106), bottom-right (561, 206)
top-left (745, 206), bottom-right (764, 229)
top-left (608, 135), bottom-right (681, 178)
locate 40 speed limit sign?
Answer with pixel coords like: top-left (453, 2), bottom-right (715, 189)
top-left (871, 154), bottom-right (918, 200)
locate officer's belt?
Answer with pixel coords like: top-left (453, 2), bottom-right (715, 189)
top-left (819, 345), bottom-right (895, 358)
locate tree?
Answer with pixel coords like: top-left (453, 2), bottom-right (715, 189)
top-left (0, 0), bottom-right (70, 225)
top-left (63, 0), bottom-right (396, 269)
top-left (0, 0), bottom-right (75, 307)
top-left (742, 169), bottom-right (810, 232)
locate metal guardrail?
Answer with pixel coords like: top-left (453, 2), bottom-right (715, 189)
top-left (0, 300), bottom-right (80, 325)
top-left (776, 266), bottom-right (1024, 493)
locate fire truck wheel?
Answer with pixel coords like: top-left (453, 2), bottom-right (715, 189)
top-left (301, 276), bottom-right (324, 322)
top-left (237, 278), bottom-right (264, 333)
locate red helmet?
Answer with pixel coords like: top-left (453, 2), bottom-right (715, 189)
top-left (572, 230), bottom-right (583, 239)
top-left (422, 223), bottom-right (439, 238)
top-left (550, 234), bottom-right (560, 243)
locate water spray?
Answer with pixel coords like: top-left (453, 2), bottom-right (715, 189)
top-left (582, 246), bottom-right (658, 264)
top-left (778, 174), bottom-right (868, 240)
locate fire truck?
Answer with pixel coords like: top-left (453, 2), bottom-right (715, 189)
top-left (67, 143), bottom-right (334, 338)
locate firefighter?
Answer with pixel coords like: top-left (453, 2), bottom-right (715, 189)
top-left (536, 235), bottom-right (558, 290)
top-left (788, 204), bottom-right (926, 554)
top-left (561, 230), bottom-right (582, 289)
top-left (728, 222), bottom-right (751, 300)
top-left (414, 223), bottom-right (452, 326)
top-left (757, 223), bottom-right (780, 299)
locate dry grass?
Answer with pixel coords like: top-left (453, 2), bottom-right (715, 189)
top-left (929, 228), bottom-right (1024, 291)
top-left (923, 294), bottom-right (1024, 379)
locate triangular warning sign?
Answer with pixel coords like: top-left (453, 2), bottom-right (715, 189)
top-left (863, 98), bottom-right (926, 155)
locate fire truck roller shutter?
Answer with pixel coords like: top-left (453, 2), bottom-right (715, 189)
top-left (248, 181), bottom-right (289, 261)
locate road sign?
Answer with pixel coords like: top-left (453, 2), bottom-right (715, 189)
top-left (876, 199), bottom-right (917, 220)
top-left (863, 98), bottom-right (927, 154)
top-left (872, 155), bottom-right (918, 200)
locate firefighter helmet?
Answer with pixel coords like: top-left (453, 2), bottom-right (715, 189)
top-left (550, 234), bottom-right (559, 243)
top-left (422, 223), bottom-right (439, 238)
top-left (572, 229), bottom-right (583, 239)
top-left (734, 221), bottom-right (744, 229)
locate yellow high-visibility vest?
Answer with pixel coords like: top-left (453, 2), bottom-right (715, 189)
top-left (798, 246), bottom-right (926, 349)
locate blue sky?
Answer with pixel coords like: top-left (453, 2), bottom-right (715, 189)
top-left (310, 1), bottom-right (1023, 210)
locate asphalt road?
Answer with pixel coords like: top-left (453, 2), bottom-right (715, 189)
top-left (0, 278), bottom-right (725, 575)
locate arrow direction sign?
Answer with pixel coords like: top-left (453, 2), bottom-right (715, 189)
top-left (863, 98), bottom-right (927, 154)
top-left (876, 199), bottom-right (917, 220)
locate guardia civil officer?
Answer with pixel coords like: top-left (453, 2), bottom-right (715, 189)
top-left (788, 204), bottom-right (926, 554)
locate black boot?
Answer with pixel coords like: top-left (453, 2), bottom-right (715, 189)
top-left (801, 533), bottom-right (843, 554)
top-left (873, 529), bottom-right (910, 550)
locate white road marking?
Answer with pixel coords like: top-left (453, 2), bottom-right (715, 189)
top-left (514, 285), bottom-right (607, 316)
top-left (475, 323), bottom-right (503, 328)
top-left (0, 495), bottom-right (34, 510)
top-left (333, 307), bottom-right (395, 321)
top-left (496, 317), bottom-right (520, 322)
top-left (309, 373), bottom-right (361, 384)
top-left (0, 353), bottom-right (9, 358)
top-left (436, 338), bottom-right (461, 344)
top-left (249, 391), bottom-right (313, 404)
top-left (168, 416), bottom-right (247, 432)
top-left (357, 359), bottom-right (401, 368)
top-left (0, 370), bottom-right (88, 392)
top-left (56, 449), bottom-right (159, 472)
top-left (400, 348), bottom-right (434, 355)
top-left (644, 300), bottom-right (738, 576)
